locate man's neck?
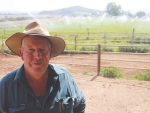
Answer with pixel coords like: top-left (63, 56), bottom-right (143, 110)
top-left (25, 69), bottom-right (49, 96)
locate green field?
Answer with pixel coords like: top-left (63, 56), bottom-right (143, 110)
top-left (1, 18), bottom-right (150, 53)
top-left (45, 18), bottom-right (150, 34)
top-left (1, 18), bottom-right (150, 34)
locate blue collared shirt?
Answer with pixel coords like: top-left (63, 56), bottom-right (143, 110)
top-left (0, 64), bottom-right (86, 113)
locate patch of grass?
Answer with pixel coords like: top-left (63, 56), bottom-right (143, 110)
top-left (100, 66), bottom-right (123, 78)
top-left (82, 70), bottom-right (88, 75)
top-left (133, 70), bottom-right (150, 81)
top-left (68, 69), bottom-right (78, 74)
top-left (82, 70), bottom-right (96, 76)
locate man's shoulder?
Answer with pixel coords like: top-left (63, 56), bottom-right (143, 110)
top-left (0, 69), bottom-right (18, 83)
top-left (49, 64), bottom-right (73, 79)
top-left (50, 64), bottom-right (75, 80)
top-left (49, 64), bottom-right (69, 74)
top-left (50, 64), bottom-right (67, 70)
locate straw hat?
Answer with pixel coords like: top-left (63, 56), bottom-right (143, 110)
top-left (5, 21), bottom-right (65, 57)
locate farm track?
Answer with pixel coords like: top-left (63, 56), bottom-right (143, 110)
top-left (0, 53), bottom-right (150, 113)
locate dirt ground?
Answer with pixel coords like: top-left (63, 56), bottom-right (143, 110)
top-left (0, 53), bottom-right (150, 113)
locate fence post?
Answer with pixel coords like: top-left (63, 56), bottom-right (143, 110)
top-left (3, 29), bottom-right (5, 55)
top-left (131, 28), bottom-right (135, 44)
top-left (87, 28), bottom-right (89, 40)
top-left (4, 29), bottom-right (5, 35)
top-left (2, 36), bottom-right (4, 55)
top-left (74, 35), bottom-right (78, 51)
top-left (97, 44), bottom-right (101, 75)
top-left (103, 32), bottom-right (107, 44)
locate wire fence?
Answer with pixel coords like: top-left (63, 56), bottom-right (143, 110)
top-left (50, 45), bottom-right (150, 75)
top-left (0, 28), bottom-right (150, 75)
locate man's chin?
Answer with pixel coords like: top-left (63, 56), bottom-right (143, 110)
top-left (31, 69), bottom-right (45, 76)
top-left (33, 67), bottom-right (43, 71)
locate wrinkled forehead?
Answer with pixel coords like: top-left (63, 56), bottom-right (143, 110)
top-left (21, 35), bottom-right (52, 47)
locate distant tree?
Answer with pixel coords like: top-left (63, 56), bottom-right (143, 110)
top-left (106, 2), bottom-right (122, 16)
top-left (135, 11), bottom-right (146, 18)
top-left (127, 12), bottom-right (134, 18)
top-left (123, 11), bottom-right (134, 18)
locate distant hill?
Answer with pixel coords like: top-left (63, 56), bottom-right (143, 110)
top-left (39, 6), bottom-right (102, 16)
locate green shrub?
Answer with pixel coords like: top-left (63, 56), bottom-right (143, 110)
top-left (102, 47), bottom-right (113, 52)
top-left (80, 46), bottom-right (90, 51)
top-left (134, 37), bottom-right (141, 44)
top-left (118, 47), bottom-right (127, 52)
top-left (118, 47), bottom-right (133, 52)
top-left (118, 47), bottom-right (149, 53)
top-left (4, 49), bottom-right (12, 54)
top-left (80, 46), bottom-right (97, 51)
top-left (133, 70), bottom-right (150, 81)
top-left (65, 45), bottom-right (75, 50)
top-left (137, 47), bottom-right (149, 53)
top-left (100, 66), bottom-right (122, 78)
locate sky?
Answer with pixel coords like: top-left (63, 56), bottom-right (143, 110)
top-left (0, 0), bottom-right (150, 14)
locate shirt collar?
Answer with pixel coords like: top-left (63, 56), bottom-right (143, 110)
top-left (49, 64), bottom-right (65, 75)
top-left (13, 64), bottom-right (65, 83)
top-left (14, 64), bottom-right (24, 83)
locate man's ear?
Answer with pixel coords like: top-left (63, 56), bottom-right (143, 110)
top-left (19, 48), bottom-right (24, 60)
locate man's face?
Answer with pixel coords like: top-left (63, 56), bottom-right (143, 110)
top-left (19, 36), bottom-right (52, 78)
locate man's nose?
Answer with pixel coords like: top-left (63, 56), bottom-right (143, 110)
top-left (34, 50), bottom-right (42, 59)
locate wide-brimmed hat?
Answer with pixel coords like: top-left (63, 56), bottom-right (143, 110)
top-left (5, 21), bottom-right (65, 57)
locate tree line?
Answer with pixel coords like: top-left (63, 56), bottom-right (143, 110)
top-left (0, 16), bottom-right (32, 22)
top-left (105, 2), bottom-right (146, 18)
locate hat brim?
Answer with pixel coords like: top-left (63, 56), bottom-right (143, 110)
top-left (5, 32), bottom-right (65, 58)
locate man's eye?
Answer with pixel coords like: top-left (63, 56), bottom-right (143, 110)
top-left (28, 49), bottom-right (34, 52)
top-left (40, 49), bottom-right (47, 53)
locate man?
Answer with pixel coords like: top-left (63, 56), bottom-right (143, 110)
top-left (0, 21), bottom-right (86, 113)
